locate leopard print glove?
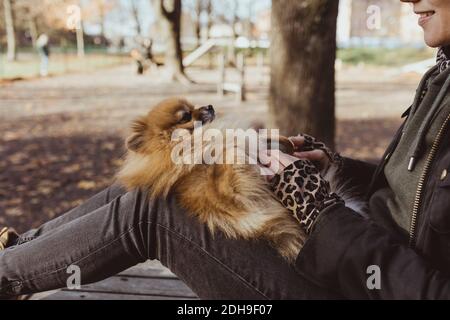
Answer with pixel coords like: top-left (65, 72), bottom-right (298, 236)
top-left (271, 160), bottom-right (344, 234)
top-left (298, 134), bottom-right (343, 172)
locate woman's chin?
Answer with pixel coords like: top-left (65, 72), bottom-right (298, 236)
top-left (423, 29), bottom-right (450, 48)
top-left (424, 35), bottom-right (445, 48)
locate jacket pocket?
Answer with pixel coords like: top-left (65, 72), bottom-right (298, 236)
top-left (429, 167), bottom-right (450, 234)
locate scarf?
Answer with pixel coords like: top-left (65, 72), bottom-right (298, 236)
top-left (437, 46), bottom-right (450, 73)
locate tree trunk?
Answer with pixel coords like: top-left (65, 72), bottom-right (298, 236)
top-left (4, 0), bottom-right (17, 61)
top-left (99, 4), bottom-right (107, 45)
top-left (206, 0), bottom-right (213, 68)
top-left (131, 0), bottom-right (142, 36)
top-left (76, 24), bottom-right (85, 58)
top-left (195, 0), bottom-right (202, 47)
top-left (28, 16), bottom-right (38, 48)
top-left (67, 3), bottom-right (85, 57)
top-left (269, 0), bottom-right (339, 149)
top-left (159, 0), bottom-right (190, 83)
top-left (226, 0), bottom-right (239, 67)
top-left (206, 0), bottom-right (212, 36)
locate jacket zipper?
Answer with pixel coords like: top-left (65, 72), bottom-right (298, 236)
top-left (409, 112), bottom-right (450, 247)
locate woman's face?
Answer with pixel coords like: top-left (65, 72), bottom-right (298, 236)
top-left (401, 0), bottom-right (450, 47)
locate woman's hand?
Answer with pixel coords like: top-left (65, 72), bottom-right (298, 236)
top-left (259, 133), bottom-right (342, 179)
top-left (289, 134), bottom-right (343, 174)
top-left (258, 151), bottom-right (300, 179)
top-left (258, 150), bottom-right (343, 234)
top-left (270, 159), bottom-right (344, 234)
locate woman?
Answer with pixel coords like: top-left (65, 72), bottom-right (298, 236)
top-left (1, 0), bottom-right (449, 299)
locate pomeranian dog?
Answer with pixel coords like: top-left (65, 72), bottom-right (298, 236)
top-left (117, 98), bottom-right (306, 262)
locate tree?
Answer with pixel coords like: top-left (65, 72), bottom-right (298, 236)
top-left (213, 0), bottom-right (240, 38)
top-left (155, 0), bottom-right (190, 83)
top-left (194, 0), bottom-right (202, 47)
top-left (184, 0), bottom-right (212, 47)
top-left (66, 2), bottom-right (85, 57)
top-left (130, 0), bottom-right (142, 36)
top-left (31, 0), bottom-right (83, 51)
top-left (205, 0), bottom-right (212, 40)
top-left (269, 0), bottom-right (339, 149)
top-left (3, 0), bottom-right (17, 61)
top-left (83, 0), bottom-right (117, 44)
top-left (14, 0), bottom-right (46, 47)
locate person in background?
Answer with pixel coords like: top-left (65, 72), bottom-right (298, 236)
top-left (36, 34), bottom-right (50, 77)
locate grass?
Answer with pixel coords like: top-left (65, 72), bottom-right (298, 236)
top-left (337, 47), bottom-right (436, 66)
top-left (0, 51), bottom-right (131, 80)
top-left (0, 47), bottom-right (437, 80)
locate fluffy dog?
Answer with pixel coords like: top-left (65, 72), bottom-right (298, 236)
top-left (117, 98), bottom-right (305, 263)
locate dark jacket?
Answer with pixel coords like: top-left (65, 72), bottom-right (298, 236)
top-left (295, 69), bottom-right (450, 299)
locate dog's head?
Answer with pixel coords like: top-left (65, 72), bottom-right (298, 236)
top-left (126, 98), bottom-right (215, 153)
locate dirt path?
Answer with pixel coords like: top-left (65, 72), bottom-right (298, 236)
top-left (0, 64), bottom-right (416, 231)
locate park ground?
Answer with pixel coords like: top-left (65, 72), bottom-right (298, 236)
top-left (0, 61), bottom-right (422, 232)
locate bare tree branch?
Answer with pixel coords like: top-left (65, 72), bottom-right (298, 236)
top-left (160, 0), bottom-right (173, 20)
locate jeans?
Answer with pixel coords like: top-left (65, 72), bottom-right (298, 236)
top-left (39, 55), bottom-right (49, 77)
top-left (0, 185), bottom-right (341, 299)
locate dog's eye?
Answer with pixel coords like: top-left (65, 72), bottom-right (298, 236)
top-left (179, 112), bottom-right (192, 123)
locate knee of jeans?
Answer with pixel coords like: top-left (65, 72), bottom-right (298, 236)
top-left (118, 189), bottom-right (162, 260)
top-left (107, 183), bottom-right (128, 201)
top-left (119, 188), bottom-right (158, 226)
top-left (119, 188), bottom-right (182, 236)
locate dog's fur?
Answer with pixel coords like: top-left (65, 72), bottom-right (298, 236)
top-left (117, 98), bottom-right (306, 263)
top-left (117, 98), bottom-right (368, 263)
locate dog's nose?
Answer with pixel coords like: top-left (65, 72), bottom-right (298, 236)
top-left (201, 105), bottom-right (215, 115)
top-left (206, 105), bottom-right (214, 114)
top-left (199, 105), bottom-right (215, 124)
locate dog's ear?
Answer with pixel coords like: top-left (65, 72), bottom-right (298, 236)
top-left (126, 118), bottom-right (148, 152)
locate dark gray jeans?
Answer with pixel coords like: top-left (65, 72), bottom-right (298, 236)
top-left (0, 185), bottom-right (339, 299)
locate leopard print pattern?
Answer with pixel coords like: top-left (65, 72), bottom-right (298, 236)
top-left (271, 160), bottom-right (343, 234)
top-left (299, 134), bottom-right (344, 171)
top-left (437, 47), bottom-right (450, 74)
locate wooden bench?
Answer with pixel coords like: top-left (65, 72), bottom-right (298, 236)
top-left (32, 261), bottom-right (198, 300)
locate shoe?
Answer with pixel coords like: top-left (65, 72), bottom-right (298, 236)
top-left (0, 227), bottom-right (19, 250)
top-left (0, 227), bottom-right (29, 300)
